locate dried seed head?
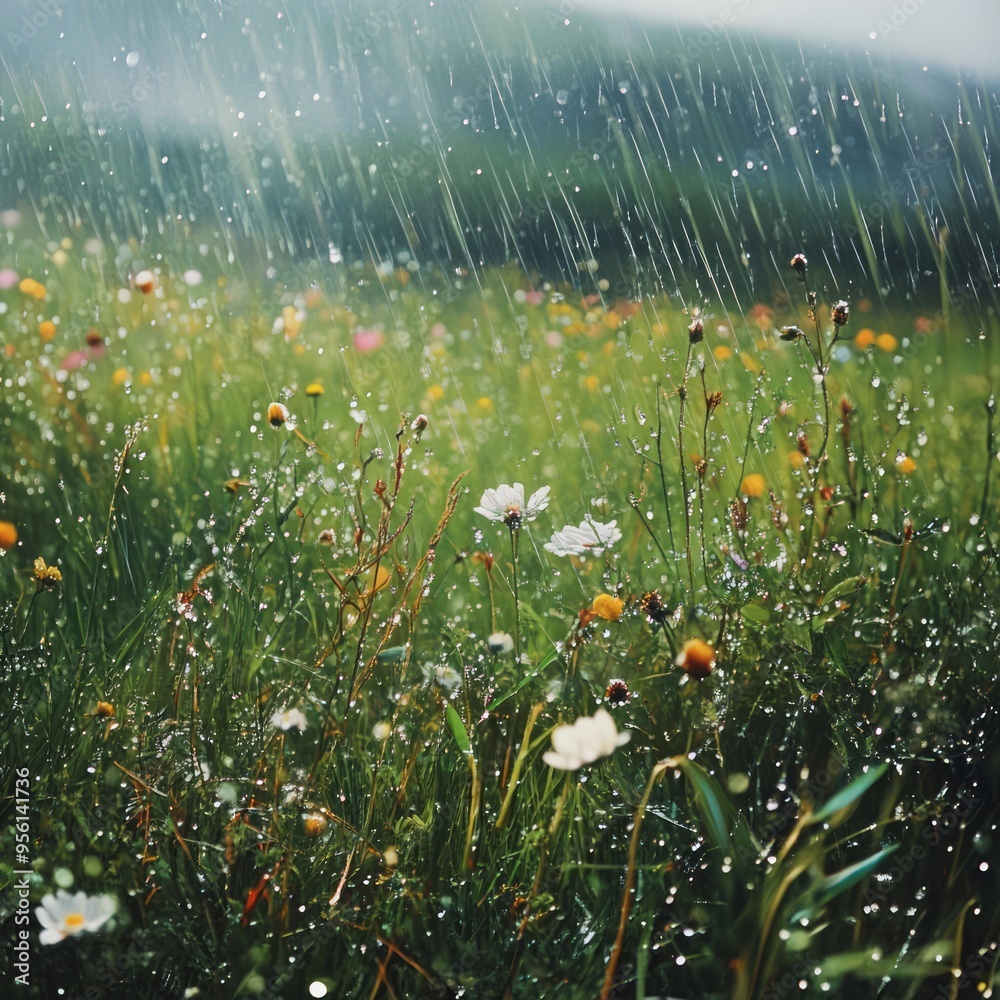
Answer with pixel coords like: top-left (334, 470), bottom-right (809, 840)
top-left (640, 590), bottom-right (669, 627)
top-left (797, 432), bottom-right (811, 457)
top-left (780, 325), bottom-right (804, 341)
top-left (410, 413), bottom-right (429, 433)
top-left (688, 318), bottom-right (704, 343)
top-left (790, 253), bottom-right (808, 275)
top-left (831, 300), bottom-right (850, 327)
top-left (604, 678), bottom-right (631, 708)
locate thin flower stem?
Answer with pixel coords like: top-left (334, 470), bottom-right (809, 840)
top-left (677, 341), bottom-right (695, 593)
top-left (495, 701), bottom-right (545, 830)
top-left (509, 526), bottom-right (521, 665)
top-left (654, 382), bottom-right (678, 555)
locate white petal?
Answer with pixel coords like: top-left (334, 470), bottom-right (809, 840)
top-left (551, 725), bottom-right (582, 757)
top-left (543, 750), bottom-right (581, 770)
top-left (38, 928), bottom-right (65, 946)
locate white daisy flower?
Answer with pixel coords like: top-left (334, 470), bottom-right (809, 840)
top-left (543, 516), bottom-right (622, 557)
top-left (542, 709), bottom-right (630, 771)
top-left (36, 890), bottom-right (116, 945)
top-left (474, 482), bottom-right (551, 528)
top-left (271, 707), bottom-right (308, 732)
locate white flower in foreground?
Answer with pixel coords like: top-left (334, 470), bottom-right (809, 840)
top-left (487, 632), bottom-right (515, 654)
top-left (271, 707), bottom-right (308, 732)
top-left (542, 708), bottom-right (630, 771)
top-left (543, 516), bottom-right (622, 557)
top-left (36, 890), bottom-right (115, 945)
top-left (474, 482), bottom-right (551, 528)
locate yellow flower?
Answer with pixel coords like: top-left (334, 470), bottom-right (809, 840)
top-left (34, 557), bottom-right (62, 589)
top-left (896, 455), bottom-right (917, 475)
top-left (591, 593), bottom-right (624, 622)
top-left (875, 333), bottom-right (898, 352)
top-left (476, 396), bottom-right (493, 411)
top-left (39, 320), bottom-right (57, 342)
top-left (112, 367), bottom-right (130, 386)
top-left (740, 474), bottom-right (766, 498)
top-left (427, 384), bottom-right (445, 402)
top-left (853, 328), bottom-right (875, 349)
top-left (788, 451), bottom-right (805, 469)
top-left (95, 701), bottom-right (115, 718)
top-left (19, 277), bottom-right (46, 299)
top-left (713, 345), bottom-right (732, 362)
top-left (676, 639), bottom-right (715, 680)
top-left (305, 382), bottom-right (324, 397)
top-left (583, 374), bottom-right (600, 392)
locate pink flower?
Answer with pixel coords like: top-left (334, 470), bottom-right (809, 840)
top-left (60, 350), bottom-right (89, 371)
top-left (525, 290), bottom-right (545, 305)
top-left (0, 268), bottom-right (18, 290)
top-left (353, 327), bottom-right (385, 352)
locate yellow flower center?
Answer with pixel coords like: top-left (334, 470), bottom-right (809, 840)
top-left (65, 912), bottom-right (86, 930)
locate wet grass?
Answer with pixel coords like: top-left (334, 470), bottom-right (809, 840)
top-left (1, 230), bottom-right (998, 999)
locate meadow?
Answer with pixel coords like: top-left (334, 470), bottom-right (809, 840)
top-left (1, 228), bottom-right (999, 998)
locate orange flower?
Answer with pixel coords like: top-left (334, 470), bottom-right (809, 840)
top-left (853, 328), bottom-right (875, 349)
top-left (875, 333), bottom-right (898, 352)
top-left (740, 474), bottom-right (765, 498)
top-left (896, 455), bottom-right (917, 475)
top-left (0, 521), bottom-right (17, 550)
top-left (267, 402), bottom-right (290, 428)
top-left (95, 701), bottom-right (115, 718)
top-left (676, 639), bottom-right (715, 680)
top-left (591, 593), bottom-right (624, 621)
top-left (39, 320), bottom-right (57, 342)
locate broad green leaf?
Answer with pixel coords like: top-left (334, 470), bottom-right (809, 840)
top-left (811, 763), bottom-right (888, 825)
top-left (818, 575), bottom-right (867, 607)
top-left (669, 756), bottom-right (733, 856)
top-left (445, 703), bottom-right (472, 755)
top-left (740, 604), bottom-right (774, 625)
top-left (783, 618), bottom-right (812, 652)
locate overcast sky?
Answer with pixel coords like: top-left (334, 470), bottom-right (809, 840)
top-left (584, 0), bottom-right (1000, 77)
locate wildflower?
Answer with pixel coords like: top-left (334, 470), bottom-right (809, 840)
top-left (542, 708), bottom-right (630, 771)
top-left (302, 812), bottom-right (328, 837)
top-left (0, 521), bottom-right (17, 550)
top-left (383, 846), bottom-right (399, 867)
top-left (85, 328), bottom-right (105, 349)
top-left (604, 678), bottom-right (631, 708)
top-left (875, 332), bottom-right (898, 352)
top-left (317, 528), bottom-right (336, 544)
top-left (353, 327), bottom-right (384, 352)
top-left (19, 277), bottom-right (46, 299)
top-left (487, 632), bottom-right (515, 654)
top-left (410, 413), bottom-right (428, 434)
top-left (305, 382), bottom-right (324, 397)
top-left (544, 516), bottom-right (621, 557)
top-left (688, 317), bottom-right (704, 343)
top-left (474, 482), bottom-right (551, 529)
top-left (34, 557), bottom-right (62, 590)
top-left (740, 474), bottom-right (766, 498)
top-left (676, 639), bottom-right (716, 680)
top-left (95, 701), bottom-right (115, 718)
top-left (424, 663), bottom-right (462, 693)
top-left (640, 590), bottom-right (670, 629)
top-left (133, 270), bottom-right (156, 294)
top-left (591, 593), bottom-right (624, 621)
top-left (271, 708), bottom-right (308, 732)
top-left (267, 402), bottom-right (290, 428)
top-left (39, 320), bottom-right (57, 342)
top-left (896, 454), bottom-right (917, 475)
top-left (372, 721), bottom-right (392, 741)
top-left (779, 325), bottom-right (803, 341)
top-left (36, 890), bottom-right (116, 945)
top-left (0, 268), bottom-right (18, 289)
top-left (790, 253), bottom-right (808, 275)
top-left (831, 300), bottom-right (850, 327)
top-left (854, 328), bottom-right (875, 349)
top-left (713, 345), bottom-right (733, 362)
